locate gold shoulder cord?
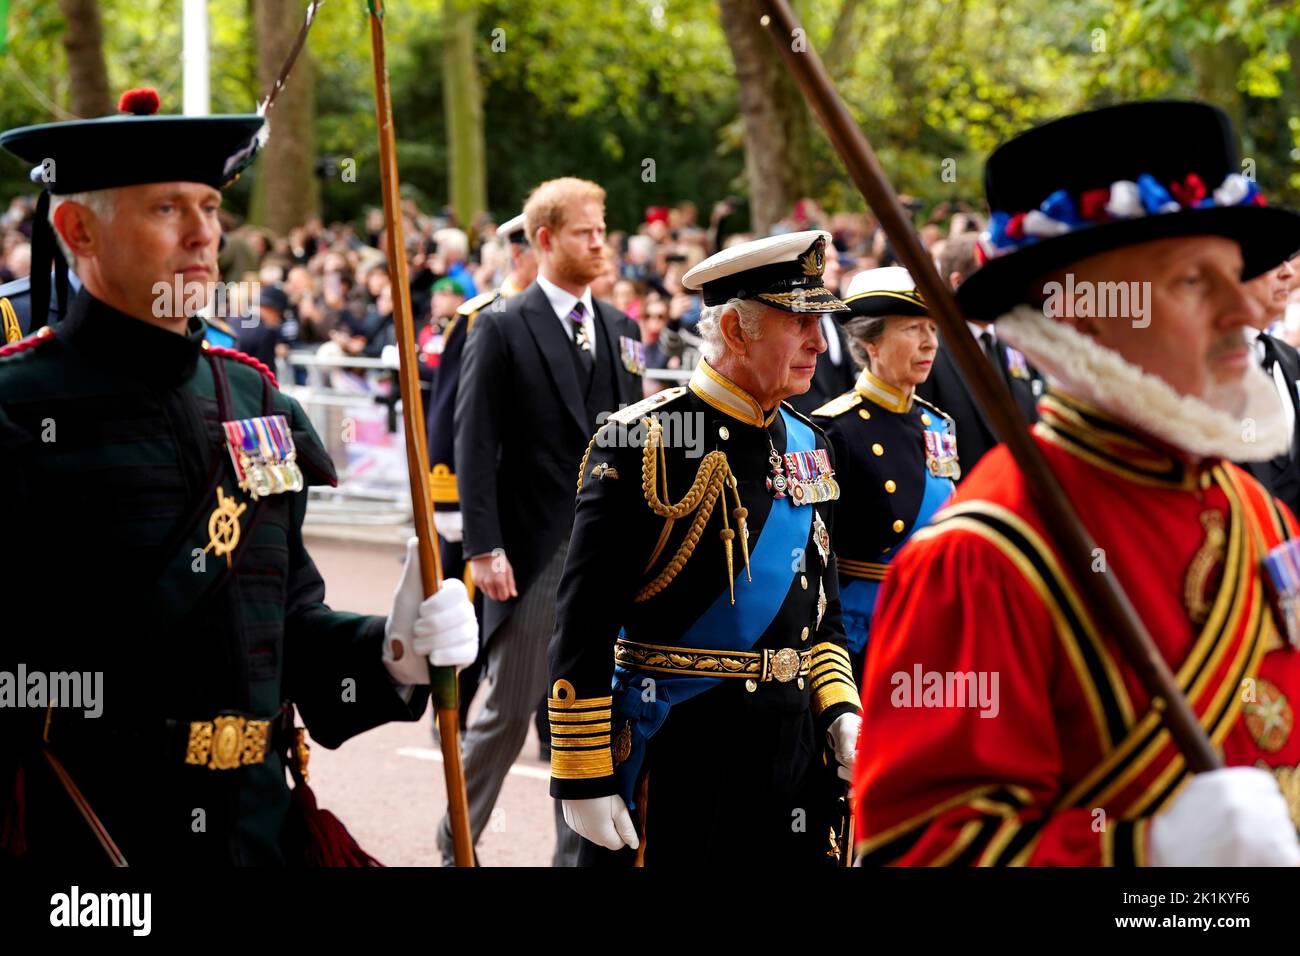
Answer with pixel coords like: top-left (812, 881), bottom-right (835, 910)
top-left (1, 298), bottom-right (20, 344)
top-left (576, 434), bottom-right (599, 494)
top-left (635, 416), bottom-right (751, 604)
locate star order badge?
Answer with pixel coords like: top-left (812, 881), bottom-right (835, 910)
top-left (1244, 679), bottom-right (1293, 753)
top-left (812, 510), bottom-right (831, 566)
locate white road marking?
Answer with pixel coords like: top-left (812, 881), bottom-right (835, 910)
top-left (395, 746), bottom-right (552, 781)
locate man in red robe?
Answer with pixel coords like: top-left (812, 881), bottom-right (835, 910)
top-left (854, 100), bottom-right (1300, 866)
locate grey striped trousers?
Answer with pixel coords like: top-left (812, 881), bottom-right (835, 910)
top-left (437, 542), bottom-right (583, 866)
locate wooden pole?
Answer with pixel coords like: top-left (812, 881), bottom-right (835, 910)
top-left (753, 0), bottom-right (1221, 773)
top-left (366, 0), bottom-right (477, 865)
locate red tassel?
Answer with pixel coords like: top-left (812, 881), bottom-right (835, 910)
top-left (118, 87), bottom-right (161, 115)
top-left (1, 766), bottom-right (27, 860)
top-left (289, 781), bottom-right (382, 867)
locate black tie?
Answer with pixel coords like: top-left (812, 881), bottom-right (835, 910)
top-left (980, 330), bottom-right (1006, 380)
top-left (1259, 334), bottom-right (1278, 376)
top-left (568, 301), bottom-right (594, 378)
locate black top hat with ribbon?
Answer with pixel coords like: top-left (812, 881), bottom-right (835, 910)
top-left (956, 100), bottom-right (1300, 321)
top-left (0, 88), bottom-right (266, 332)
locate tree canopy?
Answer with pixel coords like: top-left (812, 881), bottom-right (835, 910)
top-left (0, 0), bottom-right (1296, 229)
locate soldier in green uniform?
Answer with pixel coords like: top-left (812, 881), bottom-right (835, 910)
top-left (549, 231), bottom-right (863, 866)
top-left (0, 90), bottom-right (478, 865)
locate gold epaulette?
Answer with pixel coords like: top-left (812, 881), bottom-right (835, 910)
top-left (606, 386), bottom-right (687, 426)
top-left (1, 297), bottom-right (19, 344)
top-left (429, 463), bottom-right (458, 504)
top-left (457, 289), bottom-right (500, 317)
top-left (548, 680), bottom-right (615, 781)
top-left (913, 394), bottom-right (955, 426)
top-left (575, 387), bottom-right (687, 493)
top-left (810, 390), bottom-right (863, 419)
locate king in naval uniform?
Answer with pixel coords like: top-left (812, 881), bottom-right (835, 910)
top-left (548, 230), bottom-right (863, 866)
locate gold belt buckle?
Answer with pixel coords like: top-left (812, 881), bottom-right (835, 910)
top-left (185, 715), bottom-right (271, 770)
top-left (765, 647), bottom-right (802, 683)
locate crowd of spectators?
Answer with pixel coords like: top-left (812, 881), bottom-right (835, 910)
top-left (6, 189), bottom-right (1298, 381)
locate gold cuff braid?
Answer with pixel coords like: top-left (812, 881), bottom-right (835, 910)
top-left (809, 642), bottom-right (859, 716)
top-left (548, 680), bottom-right (615, 781)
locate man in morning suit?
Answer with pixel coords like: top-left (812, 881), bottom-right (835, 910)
top-left (443, 177), bottom-right (644, 866)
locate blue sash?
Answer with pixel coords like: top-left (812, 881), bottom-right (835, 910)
top-left (841, 430), bottom-right (954, 653)
top-left (611, 408), bottom-right (815, 806)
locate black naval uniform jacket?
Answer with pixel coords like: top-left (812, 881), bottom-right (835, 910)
top-left (454, 280), bottom-right (642, 642)
top-left (812, 371), bottom-right (958, 677)
top-left (548, 364), bottom-right (861, 865)
top-left (0, 291), bottom-right (428, 866)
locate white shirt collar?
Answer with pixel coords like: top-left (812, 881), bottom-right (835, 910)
top-left (537, 273), bottom-right (594, 332)
top-left (968, 320), bottom-right (992, 342)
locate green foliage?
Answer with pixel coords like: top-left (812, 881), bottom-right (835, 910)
top-left (0, 0), bottom-right (1296, 231)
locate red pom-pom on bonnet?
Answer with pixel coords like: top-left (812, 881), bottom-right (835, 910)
top-left (117, 88), bottom-right (161, 116)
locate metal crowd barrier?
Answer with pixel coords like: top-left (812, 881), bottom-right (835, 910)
top-left (280, 349), bottom-right (695, 536)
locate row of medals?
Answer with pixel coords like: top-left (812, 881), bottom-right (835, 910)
top-left (767, 448), bottom-right (839, 505)
top-left (238, 451), bottom-right (305, 499)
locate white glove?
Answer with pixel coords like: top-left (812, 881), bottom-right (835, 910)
top-left (383, 537), bottom-right (479, 683)
top-left (433, 510), bottom-right (463, 544)
top-left (827, 712), bottom-right (861, 782)
top-left (1148, 766), bottom-right (1300, 867)
top-left (561, 795), bottom-right (640, 852)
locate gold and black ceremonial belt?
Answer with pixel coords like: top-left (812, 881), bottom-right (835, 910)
top-left (42, 708), bottom-right (303, 773)
top-left (836, 557), bottom-right (890, 581)
top-left (184, 714), bottom-right (278, 770)
top-left (615, 638), bottom-right (812, 683)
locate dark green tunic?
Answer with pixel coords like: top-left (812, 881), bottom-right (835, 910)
top-left (0, 290), bottom-right (428, 865)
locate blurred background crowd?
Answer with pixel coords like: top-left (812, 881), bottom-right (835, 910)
top-left (0, 190), bottom-right (1007, 389)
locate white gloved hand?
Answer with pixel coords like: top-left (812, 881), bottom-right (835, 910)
top-left (827, 712), bottom-right (862, 782)
top-left (433, 510), bottom-right (463, 544)
top-left (561, 795), bottom-right (640, 852)
top-left (383, 537), bottom-right (479, 683)
top-left (1148, 766), bottom-right (1300, 867)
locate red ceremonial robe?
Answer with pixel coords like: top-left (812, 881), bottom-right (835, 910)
top-left (853, 390), bottom-right (1300, 865)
